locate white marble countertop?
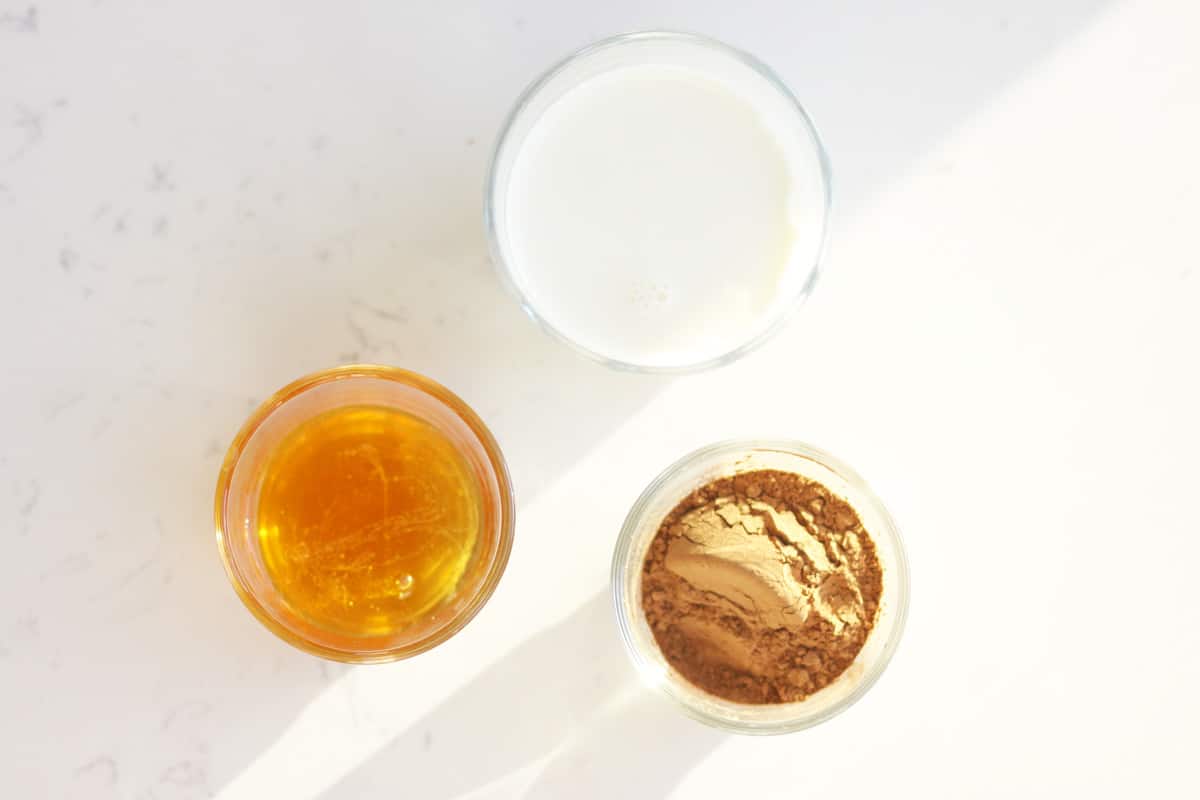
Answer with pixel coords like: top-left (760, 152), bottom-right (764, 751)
top-left (3, 2), bottom-right (1198, 798)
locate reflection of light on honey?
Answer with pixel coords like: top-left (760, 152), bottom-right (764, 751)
top-left (256, 405), bottom-right (480, 638)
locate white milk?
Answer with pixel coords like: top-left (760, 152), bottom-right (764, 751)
top-left (502, 62), bottom-right (826, 369)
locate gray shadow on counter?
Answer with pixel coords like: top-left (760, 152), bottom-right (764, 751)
top-left (42, 247), bottom-right (667, 798)
top-left (66, 184), bottom-right (669, 798)
top-left (322, 593), bottom-right (725, 800)
top-left (40, 56), bottom-right (667, 800)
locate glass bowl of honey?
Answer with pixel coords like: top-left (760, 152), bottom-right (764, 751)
top-left (215, 365), bottom-right (514, 662)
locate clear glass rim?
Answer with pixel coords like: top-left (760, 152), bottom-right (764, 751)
top-left (610, 439), bottom-right (910, 733)
top-left (484, 30), bottom-right (833, 374)
top-left (214, 364), bottom-right (516, 663)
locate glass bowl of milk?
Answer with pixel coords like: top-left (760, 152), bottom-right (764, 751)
top-left (486, 31), bottom-right (831, 372)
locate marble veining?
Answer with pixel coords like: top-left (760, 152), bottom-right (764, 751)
top-left (2, 3), bottom-right (1197, 799)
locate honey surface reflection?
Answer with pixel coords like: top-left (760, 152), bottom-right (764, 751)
top-left (256, 405), bottom-right (481, 638)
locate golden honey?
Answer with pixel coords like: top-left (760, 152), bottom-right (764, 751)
top-left (255, 404), bottom-right (480, 638)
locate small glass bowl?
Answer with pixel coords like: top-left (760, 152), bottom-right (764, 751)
top-left (611, 440), bottom-right (909, 733)
top-left (485, 31), bottom-right (832, 373)
top-left (214, 365), bottom-right (515, 663)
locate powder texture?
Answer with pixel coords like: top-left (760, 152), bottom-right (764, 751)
top-left (641, 469), bottom-right (883, 704)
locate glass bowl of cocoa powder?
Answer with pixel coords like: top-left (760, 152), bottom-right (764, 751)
top-left (611, 440), bottom-right (909, 734)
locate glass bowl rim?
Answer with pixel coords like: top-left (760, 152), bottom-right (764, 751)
top-left (213, 364), bottom-right (516, 663)
top-left (483, 29), bottom-right (833, 374)
top-left (610, 438), bottom-right (910, 733)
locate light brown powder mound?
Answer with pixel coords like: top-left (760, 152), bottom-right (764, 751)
top-left (641, 469), bottom-right (883, 704)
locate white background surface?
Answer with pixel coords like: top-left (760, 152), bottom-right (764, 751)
top-left (2, 1), bottom-right (1198, 798)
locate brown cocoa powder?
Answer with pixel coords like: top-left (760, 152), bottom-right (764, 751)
top-left (641, 469), bottom-right (883, 704)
